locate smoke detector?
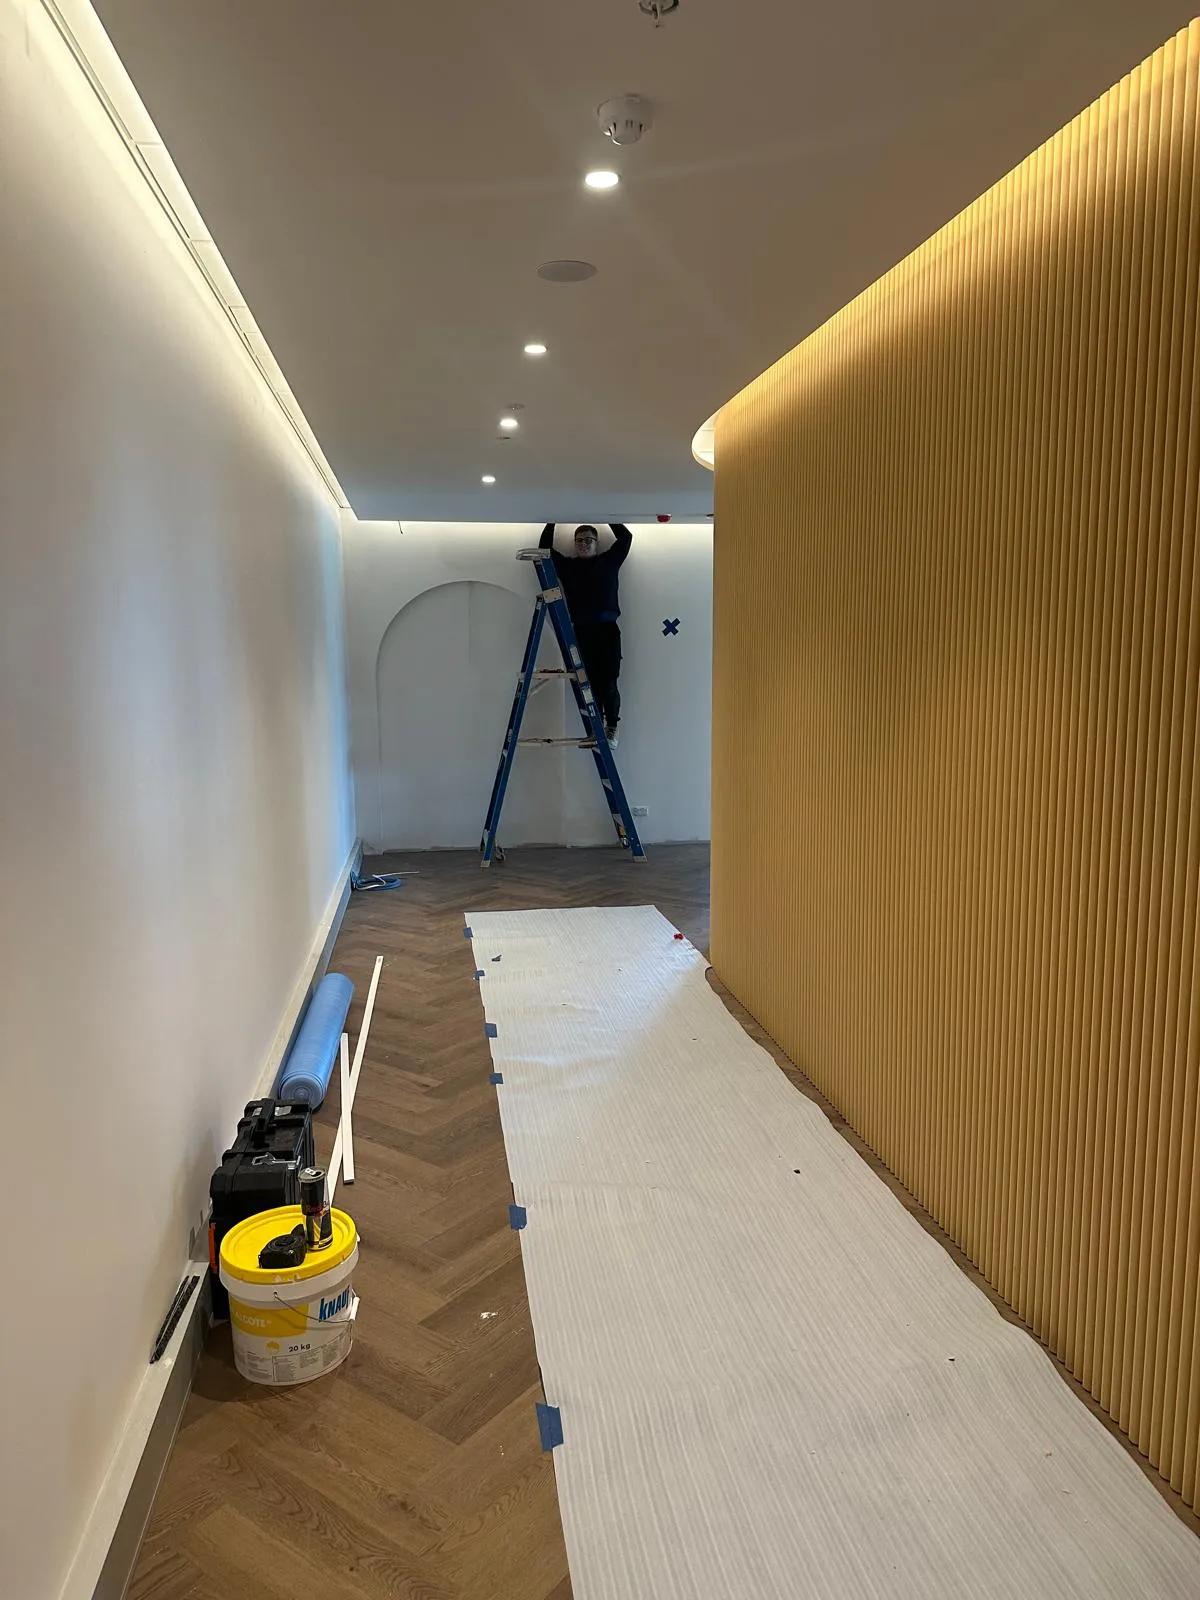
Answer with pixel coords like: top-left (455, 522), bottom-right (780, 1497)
top-left (597, 94), bottom-right (654, 146)
top-left (638, 0), bottom-right (679, 22)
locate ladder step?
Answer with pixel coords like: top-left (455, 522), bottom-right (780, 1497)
top-left (518, 736), bottom-right (597, 747)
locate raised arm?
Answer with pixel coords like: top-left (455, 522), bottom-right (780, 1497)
top-left (539, 522), bottom-right (555, 550)
top-left (608, 523), bottom-right (632, 565)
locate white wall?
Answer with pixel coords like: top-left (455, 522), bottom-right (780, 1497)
top-left (345, 522), bottom-right (712, 850)
top-left (1, 5), bottom-right (355, 1596)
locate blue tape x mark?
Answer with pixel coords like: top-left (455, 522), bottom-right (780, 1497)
top-left (489, 1072), bottom-right (504, 1085)
top-left (662, 617), bottom-right (680, 636)
top-left (485, 1021), bottom-right (498, 1038)
top-left (508, 1203), bottom-right (527, 1230)
top-left (536, 1403), bottom-right (563, 1452)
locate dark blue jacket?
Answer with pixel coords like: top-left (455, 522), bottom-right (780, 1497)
top-left (539, 523), bottom-right (632, 624)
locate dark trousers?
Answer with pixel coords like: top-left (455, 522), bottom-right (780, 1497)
top-left (575, 620), bottom-right (622, 729)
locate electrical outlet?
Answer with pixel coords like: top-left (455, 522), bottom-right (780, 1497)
top-left (632, 806), bottom-right (648, 817)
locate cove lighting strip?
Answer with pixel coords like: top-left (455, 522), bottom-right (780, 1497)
top-left (37, 0), bottom-right (350, 511)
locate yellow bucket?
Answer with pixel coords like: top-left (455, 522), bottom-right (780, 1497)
top-left (219, 1205), bottom-right (359, 1387)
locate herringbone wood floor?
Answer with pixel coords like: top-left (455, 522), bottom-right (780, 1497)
top-left (127, 840), bottom-right (1196, 1599)
top-left (127, 844), bottom-right (709, 1600)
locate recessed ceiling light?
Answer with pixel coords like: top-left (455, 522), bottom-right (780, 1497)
top-left (524, 342), bottom-right (548, 356)
top-left (481, 474), bottom-right (496, 485)
top-left (499, 416), bottom-right (519, 431)
top-left (585, 169), bottom-right (620, 190)
top-left (537, 260), bottom-right (597, 283)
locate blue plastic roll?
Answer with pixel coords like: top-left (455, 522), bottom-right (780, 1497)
top-left (277, 972), bottom-right (354, 1108)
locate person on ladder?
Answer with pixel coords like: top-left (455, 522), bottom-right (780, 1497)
top-left (539, 521), bottom-right (632, 747)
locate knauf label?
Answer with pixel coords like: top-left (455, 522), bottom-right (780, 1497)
top-left (319, 1286), bottom-right (352, 1321)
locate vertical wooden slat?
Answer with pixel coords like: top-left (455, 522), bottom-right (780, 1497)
top-left (710, 23), bottom-right (1200, 1507)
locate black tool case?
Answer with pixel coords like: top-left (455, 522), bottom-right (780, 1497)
top-left (208, 1098), bottom-right (316, 1316)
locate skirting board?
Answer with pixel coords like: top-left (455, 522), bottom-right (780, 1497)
top-left (90, 1275), bottom-right (210, 1600)
top-left (254, 837), bottom-right (363, 1098)
top-left (63, 837), bottom-right (361, 1600)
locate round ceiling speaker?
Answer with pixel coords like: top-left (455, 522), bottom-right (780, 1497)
top-left (537, 260), bottom-right (598, 283)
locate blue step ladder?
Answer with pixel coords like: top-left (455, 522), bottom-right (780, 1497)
top-left (480, 550), bottom-right (647, 867)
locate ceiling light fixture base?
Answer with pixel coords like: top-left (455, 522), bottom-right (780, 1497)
top-left (638, 0), bottom-right (680, 24)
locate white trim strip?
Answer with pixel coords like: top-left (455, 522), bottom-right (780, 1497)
top-left (350, 956), bottom-right (383, 1095)
top-left (328, 954), bottom-right (380, 1202)
top-left (339, 1032), bottom-right (355, 1185)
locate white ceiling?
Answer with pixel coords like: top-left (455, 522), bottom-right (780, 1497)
top-left (95, 0), bottom-right (1193, 522)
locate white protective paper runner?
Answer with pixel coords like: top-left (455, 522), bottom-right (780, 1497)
top-left (468, 904), bottom-right (1200, 1600)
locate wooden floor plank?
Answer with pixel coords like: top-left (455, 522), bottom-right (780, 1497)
top-left (126, 1541), bottom-right (213, 1600)
top-left (416, 1386), bottom-right (554, 1515)
top-left (420, 1318), bottom-right (544, 1446)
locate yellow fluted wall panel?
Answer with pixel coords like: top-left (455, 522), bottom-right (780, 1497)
top-left (712, 23), bottom-right (1199, 1504)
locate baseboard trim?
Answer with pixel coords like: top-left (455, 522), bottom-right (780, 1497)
top-left (90, 1276), bottom-right (210, 1600)
top-left (60, 837), bottom-right (362, 1600)
top-left (253, 836), bottom-right (362, 1098)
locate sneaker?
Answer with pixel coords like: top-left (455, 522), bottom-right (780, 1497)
top-left (605, 724), bottom-right (619, 749)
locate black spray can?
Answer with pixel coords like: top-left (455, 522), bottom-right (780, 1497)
top-left (300, 1166), bottom-right (333, 1250)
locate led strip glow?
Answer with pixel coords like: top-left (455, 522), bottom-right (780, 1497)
top-left (37, 0), bottom-right (350, 510)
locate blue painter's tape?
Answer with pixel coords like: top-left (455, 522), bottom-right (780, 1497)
top-left (474, 969), bottom-right (485, 980)
top-left (508, 1203), bottom-right (527, 1230)
top-left (489, 1072), bottom-right (503, 1085)
top-left (536, 1403), bottom-right (563, 1452)
top-left (485, 1021), bottom-right (498, 1038)
top-left (662, 617), bottom-right (681, 636)
top-left (463, 926), bottom-right (473, 938)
